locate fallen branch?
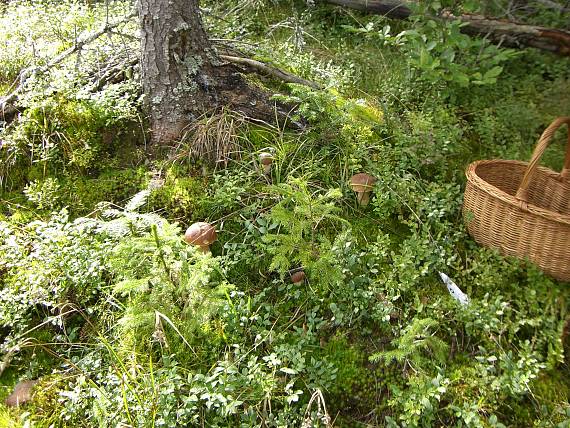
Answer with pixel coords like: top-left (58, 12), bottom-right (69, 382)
top-left (44, 11), bottom-right (137, 72)
top-left (219, 55), bottom-right (322, 89)
top-left (444, 11), bottom-right (570, 55)
top-left (1, 10), bottom-right (137, 119)
top-left (90, 56), bottom-right (139, 92)
top-left (322, 0), bottom-right (570, 56)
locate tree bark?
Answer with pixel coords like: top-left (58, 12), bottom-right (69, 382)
top-left (322, 0), bottom-right (570, 56)
top-left (138, 0), bottom-right (288, 147)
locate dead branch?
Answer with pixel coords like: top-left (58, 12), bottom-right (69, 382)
top-left (443, 11), bottom-right (570, 54)
top-left (1, 10), bottom-right (137, 120)
top-left (90, 56), bottom-right (139, 91)
top-left (219, 55), bottom-right (322, 89)
top-left (324, 0), bottom-right (412, 18)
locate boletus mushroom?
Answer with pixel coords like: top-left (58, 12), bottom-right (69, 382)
top-left (291, 270), bottom-right (306, 285)
top-left (184, 222), bottom-right (217, 253)
top-left (349, 173), bottom-right (377, 206)
top-left (5, 380), bottom-right (38, 407)
top-left (259, 152), bottom-right (274, 175)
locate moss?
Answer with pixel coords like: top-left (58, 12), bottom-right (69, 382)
top-left (1, 93), bottom-right (144, 195)
top-left (325, 334), bottom-right (366, 396)
top-left (324, 334), bottom-right (381, 418)
top-left (530, 371), bottom-right (570, 408)
top-left (148, 168), bottom-right (208, 222)
top-left (25, 375), bottom-right (67, 426)
top-left (2, 167), bottom-right (147, 220)
top-left (63, 168), bottom-right (147, 216)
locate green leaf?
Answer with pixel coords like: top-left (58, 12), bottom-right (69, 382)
top-left (484, 66), bottom-right (503, 80)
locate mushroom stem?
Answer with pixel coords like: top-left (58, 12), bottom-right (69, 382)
top-left (357, 191), bottom-right (371, 206)
top-left (198, 245), bottom-right (210, 253)
top-left (262, 164), bottom-right (271, 175)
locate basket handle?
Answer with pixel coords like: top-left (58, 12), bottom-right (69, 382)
top-left (515, 117), bottom-right (570, 202)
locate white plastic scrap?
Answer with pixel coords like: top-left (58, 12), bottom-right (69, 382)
top-left (439, 272), bottom-right (469, 306)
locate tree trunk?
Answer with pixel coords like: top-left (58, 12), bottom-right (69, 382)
top-left (138, 0), bottom-right (285, 147)
top-left (322, 0), bottom-right (570, 56)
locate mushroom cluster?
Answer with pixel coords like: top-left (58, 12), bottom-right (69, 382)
top-left (349, 173), bottom-right (377, 206)
top-left (184, 222), bottom-right (217, 253)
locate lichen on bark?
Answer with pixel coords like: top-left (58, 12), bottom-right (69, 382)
top-left (138, 0), bottom-right (291, 150)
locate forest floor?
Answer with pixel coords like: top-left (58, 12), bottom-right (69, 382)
top-left (1, 1), bottom-right (570, 427)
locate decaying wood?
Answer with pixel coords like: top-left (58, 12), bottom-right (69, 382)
top-left (90, 56), bottom-right (139, 92)
top-left (322, 0), bottom-right (570, 56)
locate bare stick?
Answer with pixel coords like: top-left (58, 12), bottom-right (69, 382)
top-left (219, 54), bottom-right (322, 89)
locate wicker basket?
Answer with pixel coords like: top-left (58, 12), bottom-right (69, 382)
top-left (463, 117), bottom-right (570, 282)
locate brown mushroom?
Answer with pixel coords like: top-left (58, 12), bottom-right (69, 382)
top-left (184, 222), bottom-right (217, 253)
top-left (349, 173), bottom-right (377, 206)
top-left (259, 152), bottom-right (274, 175)
top-left (5, 380), bottom-right (38, 407)
top-left (291, 270), bottom-right (306, 285)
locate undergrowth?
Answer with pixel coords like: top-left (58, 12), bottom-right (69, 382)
top-left (1, 0), bottom-right (570, 427)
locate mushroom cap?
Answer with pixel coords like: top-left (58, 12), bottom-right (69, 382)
top-left (5, 380), bottom-right (38, 407)
top-left (349, 173), bottom-right (377, 192)
top-left (291, 270), bottom-right (306, 284)
top-left (259, 152), bottom-right (274, 166)
top-left (184, 222), bottom-right (217, 246)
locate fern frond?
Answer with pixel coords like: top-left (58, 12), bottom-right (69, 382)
top-left (125, 189), bottom-right (151, 212)
top-left (113, 278), bottom-right (151, 296)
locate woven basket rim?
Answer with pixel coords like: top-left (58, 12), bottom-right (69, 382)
top-left (465, 159), bottom-right (570, 226)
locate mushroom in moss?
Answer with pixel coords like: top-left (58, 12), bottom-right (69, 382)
top-left (349, 173), bottom-right (377, 206)
top-left (5, 380), bottom-right (38, 407)
top-left (259, 152), bottom-right (274, 175)
top-left (291, 270), bottom-right (306, 285)
top-left (184, 222), bottom-right (217, 253)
